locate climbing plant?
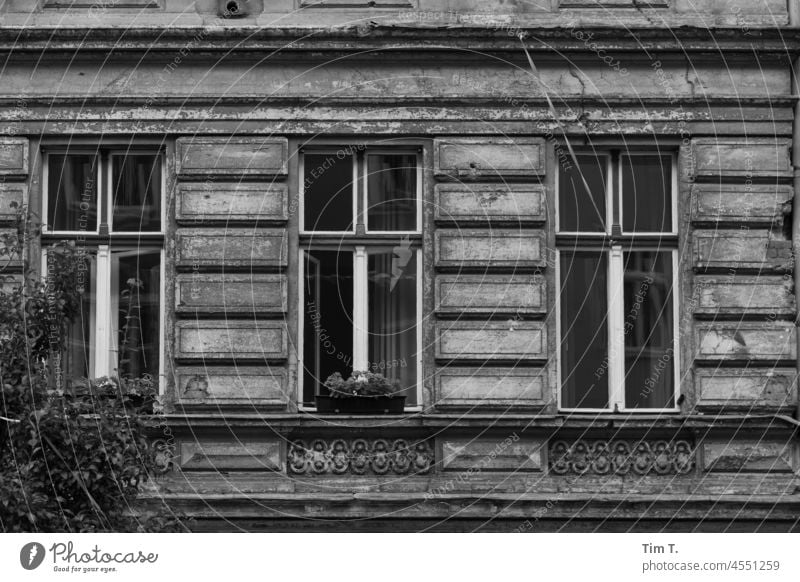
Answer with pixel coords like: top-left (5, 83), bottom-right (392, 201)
top-left (0, 203), bottom-right (185, 532)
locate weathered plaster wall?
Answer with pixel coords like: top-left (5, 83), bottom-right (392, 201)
top-left (1, 6), bottom-right (798, 529)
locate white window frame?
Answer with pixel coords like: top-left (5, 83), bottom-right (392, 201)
top-left (42, 150), bottom-right (102, 235)
top-left (43, 149), bottom-right (166, 237)
top-left (555, 152), bottom-right (612, 236)
top-left (297, 247), bottom-right (424, 412)
top-left (362, 149), bottom-right (423, 235)
top-left (106, 151), bottom-right (167, 235)
top-left (556, 149), bottom-right (680, 413)
top-left (297, 145), bottom-right (424, 411)
top-left (42, 149), bottom-right (166, 393)
top-left (299, 149), bottom-right (358, 235)
top-left (618, 151), bottom-right (679, 237)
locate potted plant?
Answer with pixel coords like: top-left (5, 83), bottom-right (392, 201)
top-left (316, 370), bottom-right (406, 414)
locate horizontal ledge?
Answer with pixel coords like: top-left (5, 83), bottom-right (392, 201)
top-left (150, 413), bottom-right (800, 431)
top-left (433, 359), bottom-right (549, 366)
top-left (176, 173), bottom-right (287, 180)
top-left (174, 314), bottom-right (288, 321)
top-left (434, 219), bottom-right (547, 227)
top-left (433, 313), bottom-right (548, 320)
top-left (693, 268), bottom-right (793, 275)
top-left (0, 96), bottom-right (795, 108)
top-left (175, 220), bottom-right (288, 227)
top-left (692, 359), bottom-right (798, 367)
top-left (0, 25), bottom-right (799, 46)
top-left (174, 401), bottom-right (289, 410)
top-left (141, 492), bottom-right (800, 504)
top-left (174, 267), bottom-right (286, 274)
top-left (690, 220), bottom-right (785, 228)
top-left (432, 404), bottom-right (549, 412)
top-left (434, 267), bottom-right (547, 275)
top-left (695, 405), bottom-right (796, 414)
top-left (692, 313), bottom-right (797, 321)
top-left (173, 358), bottom-right (289, 365)
top-left (690, 176), bottom-right (795, 184)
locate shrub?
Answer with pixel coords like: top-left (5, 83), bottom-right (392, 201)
top-left (0, 205), bottom-right (185, 532)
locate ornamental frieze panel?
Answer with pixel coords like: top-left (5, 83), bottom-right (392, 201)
top-left (549, 440), bottom-right (695, 476)
top-left (288, 439), bottom-right (434, 476)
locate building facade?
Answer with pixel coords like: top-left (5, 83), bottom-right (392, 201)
top-left (1, 0), bottom-right (799, 531)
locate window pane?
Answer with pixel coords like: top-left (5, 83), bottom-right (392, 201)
top-left (303, 153), bottom-right (354, 232)
top-left (112, 249), bottom-right (161, 379)
top-left (367, 154), bottom-right (417, 231)
top-left (560, 251), bottom-right (608, 409)
top-left (623, 251), bottom-right (674, 409)
top-left (61, 252), bottom-right (96, 384)
top-left (112, 154), bottom-right (162, 232)
top-left (303, 250), bottom-right (353, 404)
top-left (368, 247), bottom-right (417, 405)
top-left (558, 154), bottom-right (607, 232)
top-left (47, 154), bottom-right (98, 232)
top-left (621, 154), bottom-right (672, 233)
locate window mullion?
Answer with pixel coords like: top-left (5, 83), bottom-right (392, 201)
top-left (353, 246), bottom-right (368, 371)
top-left (608, 245), bottom-right (625, 411)
top-left (608, 152), bottom-right (618, 234)
top-left (94, 244), bottom-right (112, 378)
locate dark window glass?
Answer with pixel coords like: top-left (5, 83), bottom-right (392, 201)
top-left (558, 154), bottom-right (607, 233)
top-left (303, 153), bottom-right (354, 232)
top-left (368, 248), bottom-right (417, 405)
top-left (303, 250), bottom-right (354, 404)
top-left (366, 154), bottom-right (417, 231)
top-left (113, 249), bottom-right (161, 379)
top-left (621, 154), bottom-right (672, 233)
top-left (48, 154), bottom-right (98, 232)
top-left (623, 251), bottom-right (674, 409)
top-left (112, 154), bottom-right (162, 232)
top-left (560, 251), bottom-right (609, 409)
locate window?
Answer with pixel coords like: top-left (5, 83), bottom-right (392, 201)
top-left (298, 146), bottom-right (422, 408)
top-left (557, 150), bottom-right (678, 411)
top-left (43, 148), bottom-right (165, 387)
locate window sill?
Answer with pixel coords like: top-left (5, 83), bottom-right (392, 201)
top-left (558, 409), bottom-right (682, 415)
top-left (298, 405), bottom-right (423, 415)
top-left (151, 412), bottom-right (798, 432)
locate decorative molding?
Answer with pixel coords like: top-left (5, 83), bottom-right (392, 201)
top-left (174, 366), bottom-right (289, 408)
top-left (43, 0), bottom-right (161, 7)
top-left (0, 138), bottom-right (29, 178)
top-left (559, 0), bottom-right (668, 8)
top-left (288, 439), bottom-right (433, 475)
top-left (175, 137), bottom-right (288, 178)
top-left (433, 137), bottom-right (545, 179)
top-left (150, 439), bottom-right (176, 474)
top-left (300, 0), bottom-right (412, 6)
top-left (549, 440), bottom-right (695, 476)
top-left (182, 375), bottom-right (210, 398)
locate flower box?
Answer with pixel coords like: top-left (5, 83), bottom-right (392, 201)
top-left (315, 394), bottom-right (406, 414)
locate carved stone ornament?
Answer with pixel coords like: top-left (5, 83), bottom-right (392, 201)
top-left (183, 375), bottom-right (209, 398)
top-left (549, 439), bottom-right (695, 476)
top-left (288, 439), bottom-right (434, 475)
top-left (150, 438), bottom-right (176, 474)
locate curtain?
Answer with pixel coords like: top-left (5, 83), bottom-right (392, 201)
top-left (368, 251), bottom-right (417, 404)
top-left (623, 251), bottom-right (674, 408)
top-left (367, 154), bottom-right (416, 231)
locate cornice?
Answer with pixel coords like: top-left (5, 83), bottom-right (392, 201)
top-left (0, 25), bottom-right (798, 53)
